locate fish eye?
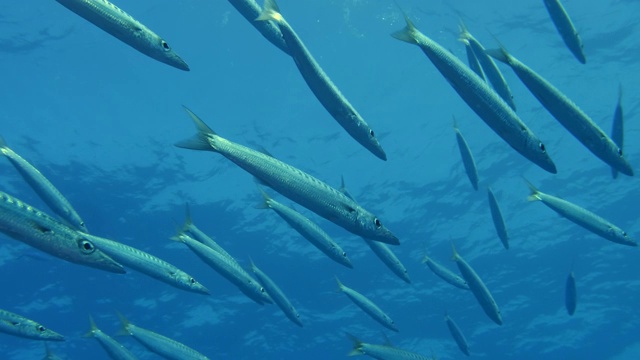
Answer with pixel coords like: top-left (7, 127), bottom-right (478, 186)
top-left (618, 148), bottom-right (623, 156)
top-left (374, 218), bottom-right (381, 228)
top-left (260, 287), bottom-right (266, 293)
top-left (369, 129), bottom-right (375, 137)
top-left (342, 251), bottom-right (347, 257)
top-left (538, 142), bottom-right (546, 153)
top-left (37, 325), bottom-right (45, 332)
top-left (190, 278), bottom-right (196, 284)
top-left (161, 40), bottom-right (171, 51)
top-left (622, 231), bottom-right (628, 237)
top-left (78, 239), bottom-right (95, 253)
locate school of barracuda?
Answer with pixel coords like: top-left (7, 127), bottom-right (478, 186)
top-left (0, 0), bottom-right (635, 358)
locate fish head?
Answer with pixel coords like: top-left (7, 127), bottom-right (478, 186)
top-left (522, 136), bottom-right (557, 174)
top-left (146, 35), bottom-right (190, 71)
top-left (608, 146), bottom-right (634, 176)
top-left (75, 235), bottom-right (126, 274)
top-left (355, 209), bottom-right (399, 245)
top-left (173, 271), bottom-right (210, 295)
top-left (364, 127), bottom-right (387, 161)
top-left (22, 321), bottom-right (65, 341)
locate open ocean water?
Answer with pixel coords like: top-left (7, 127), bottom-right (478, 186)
top-left (1, 0), bottom-right (639, 359)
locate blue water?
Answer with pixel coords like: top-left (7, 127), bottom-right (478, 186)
top-left (1, 0), bottom-right (639, 359)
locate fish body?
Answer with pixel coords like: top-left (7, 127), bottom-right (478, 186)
top-left (610, 85), bottom-right (624, 179)
top-left (464, 41), bottom-right (485, 82)
top-left (543, 0), bottom-right (586, 64)
top-left (0, 309), bottom-right (64, 341)
top-left (445, 313), bottom-right (470, 356)
top-left (0, 190), bottom-right (124, 273)
top-left (451, 244), bottom-right (502, 325)
top-left (347, 334), bottom-right (433, 359)
top-left (453, 121), bottom-right (479, 191)
top-left (54, 0), bottom-right (189, 70)
top-left (250, 260), bottom-right (303, 327)
top-left (487, 188), bottom-right (509, 249)
top-left (0, 137), bottom-right (87, 232)
top-left (422, 255), bottom-right (469, 290)
top-left (258, 190), bottom-right (352, 268)
top-left (565, 271), bottom-right (577, 315)
top-left (181, 205), bottom-right (236, 263)
top-left (392, 16), bottom-right (556, 174)
top-left (336, 277), bottom-right (398, 332)
top-left (488, 48), bottom-right (632, 176)
top-left (175, 107), bottom-right (399, 245)
top-left (526, 181), bottom-right (636, 246)
top-left (364, 238), bottom-right (410, 284)
top-left (85, 316), bottom-right (138, 360)
top-left (118, 314), bottom-right (208, 360)
top-left (226, 0), bottom-right (289, 55)
top-left (256, 0), bottom-right (387, 160)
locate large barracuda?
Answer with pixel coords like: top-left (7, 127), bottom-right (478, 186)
top-left (226, 0), bottom-right (289, 55)
top-left (54, 0), bottom-right (189, 70)
top-left (543, 0), bottom-right (586, 64)
top-left (336, 277), bottom-right (398, 332)
top-left (0, 191), bottom-right (124, 273)
top-left (0, 309), bottom-right (64, 341)
top-left (392, 15), bottom-right (556, 174)
top-left (175, 107), bottom-right (399, 245)
top-left (85, 316), bottom-right (138, 360)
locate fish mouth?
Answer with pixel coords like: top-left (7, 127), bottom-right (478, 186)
top-left (169, 55), bottom-right (190, 71)
top-left (193, 285), bottom-right (211, 295)
top-left (94, 256), bottom-right (127, 274)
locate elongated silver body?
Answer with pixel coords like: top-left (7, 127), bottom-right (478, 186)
top-left (611, 85), bottom-right (624, 179)
top-left (487, 188), bottom-right (509, 249)
top-left (464, 41), bottom-right (485, 82)
top-left (452, 245), bottom-right (502, 325)
top-left (526, 182), bottom-right (636, 246)
top-left (175, 107), bottom-right (399, 245)
top-left (0, 309), bottom-right (64, 341)
top-left (258, 190), bottom-right (352, 268)
top-left (445, 313), bottom-right (470, 356)
top-left (543, 0), bottom-right (586, 64)
top-left (489, 48), bottom-right (632, 176)
top-left (226, 0), bottom-right (289, 55)
top-left (565, 271), bottom-right (577, 315)
top-left (85, 234), bottom-right (209, 294)
top-left (54, 0), bottom-right (189, 70)
top-left (256, 0), bottom-right (387, 160)
top-left (453, 121), bottom-right (479, 191)
top-left (181, 205), bottom-right (236, 264)
top-left (422, 255), bottom-right (469, 290)
top-left (86, 316), bottom-right (137, 360)
top-left (250, 260), bottom-right (302, 327)
top-left (0, 190), bottom-right (124, 273)
top-left (347, 334), bottom-right (432, 359)
top-left (118, 314), bottom-right (208, 360)
top-left (173, 233), bottom-right (272, 304)
top-left (0, 137), bottom-right (87, 232)
top-left (336, 278), bottom-right (398, 332)
top-left (364, 238), bottom-right (410, 284)
top-left (392, 16), bottom-right (556, 174)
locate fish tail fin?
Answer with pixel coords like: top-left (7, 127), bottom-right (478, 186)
top-left (335, 276), bottom-right (345, 292)
top-left (256, 0), bottom-right (283, 23)
top-left (346, 333), bottom-right (365, 356)
top-left (180, 203), bottom-right (194, 233)
top-left (485, 47), bottom-right (509, 64)
top-left (82, 315), bottom-right (98, 338)
top-left (457, 18), bottom-right (471, 42)
top-left (255, 187), bottom-right (272, 209)
top-left (0, 135), bottom-right (8, 150)
top-left (115, 311), bottom-right (132, 337)
top-left (169, 233), bottom-right (187, 243)
top-left (391, 12), bottom-right (419, 44)
top-left (175, 106), bottom-right (217, 152)
top-left (450, 239), bottom-right (458, 261)
top-left (248, 256), bottom-right (257, 272)
top-left (524, 178), bottom-right (541, 201)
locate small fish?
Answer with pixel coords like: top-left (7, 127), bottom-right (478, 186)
top-left (0, 136), bottom-right (87, 232)
top-left (85, 316), bottom-right (138, 360)
top-left (0, 190), bottom-right (124, 274)
top-left (610, 85), bottom-right (624, 179)
top-left (445, 313), bottom-right (470, 356)
top-left (451, 243), bottom-right (502, 325)
top-left (347, 333), bottom-right (433, 359)
top-left (256, 0), bottom-right (387, 160)
top-left (453, 119), bottom-right (479, 191)
top-left (565, 271), bottom-right (577, 316)
top-left (422, 255), bottom-right (469, 290)
top-left (250, 259), bottom-right (303, 327)
top-left (227, 0), bottom-right (289, 55)
top-left (117, 313), bottom-right (209, 360)
top-left (85, 234), bottom-right (209, 294)
top-left (487, 188), bottom-right (509, 249)
top-left (464, 41), bottom-right (485, 82)
top-left (0, 309), bottom-right (64, 341)
top-left (543, 0), bottom-right (586, 64)
top-left (488, 47), bottom-right (632, 176)
top-left (175, 107), bottom-right (399, 245)
top-left (336, 277), bottom-right (398, 332)
top-left (181, 204), bottom-right (236, 264)
top-left (54, 0), bottom-right (189, 70)
top-left (364, 238), bottom-right (410, 284)
top-left (526, 181), bottom-right (636, 246)
top-left (392, 14), bottom-right (556, 174)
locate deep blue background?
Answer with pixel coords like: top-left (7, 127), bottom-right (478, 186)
top-left (1, 0), bottom-right (639, 359)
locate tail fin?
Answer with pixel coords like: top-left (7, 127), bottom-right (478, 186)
top-left (256, 187), bottom-right (272, 209)
top-left (181, 203), bottom-right (194, 233)
top-left (346, 333), bottom-right (365, 356)
top-left (0, 135), bottom-right (8, 150)
top-left (458, 18), bottom-right (471, 42)
top-left (391, 13), bottom-right (419, 44)
top-left (524, 178), bottom-right (541, 202)
top-left (450, 240), bottom-right (459, 261)
top-left (335, 276), bottom-right (345, 292)
top-left (256, 0), bottom-right (283, 23)
top-left (174, 106), bottom-right (216, 151)
top-left (115, 311), bottom-right (132, 337)
top-left (83, 315), bottom-right (98, 338)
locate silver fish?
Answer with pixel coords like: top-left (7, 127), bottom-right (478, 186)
top-left (422, 255), bottom-right (469, 290)
top-left (117, 313), bottom-right (209, 360)
top-left (565, 271), bottom-right (577, 315)
top-left (453, 119), bottom-right (479, 191)
top-left (464, 40), bottom-right (485, 82)
top-left (0, 309), bottom-right (64, 341)
top-left (0, 190), bottom-right (124, 273)
top-left (250, 259), bottom-right (302, 327)
top-left (54, 0), bottom-right (189, 70)
top-left (487, 187), bottom-right (509, 249)
top-left (0, 136), bottom-right (87, 232)
top-left (488, 47), bottom-right (632, 176)
top-left (227, 0), bottom-right (289, 55)
top-left (347, 333), bottom-right (433, 359)
top-left (392, 15), bottom-right (556, 174)
top-left (181, 204), bottom-right (236, 264)
top-left (336, 277), bottom-right (398, 332)
top-left (175, 107), bottom-right (399, 245)
top-left (364, 238), bottom-right (410, 284)
top-left (526, 181), bottom-right (636, 246)
top-left (452, 243), bottom-right (502, 325)
top-left (85, 316), bottom-right (138, 360)
top-left (445, 313), bottom-right (470, 356)
top-left (85, 233), bottom-right (209, 294)
top-left (256, 0), bottom-right (387, 160)
top-left (543, 0), bottom-right (586, 64)
top-left (610, 85), bottom-right (624, 179)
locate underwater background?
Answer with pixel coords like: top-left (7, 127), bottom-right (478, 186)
top-left (1, 0), bottom-right (639, 359)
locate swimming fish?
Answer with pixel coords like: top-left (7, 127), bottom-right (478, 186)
top-left (610, 85), bottom-right (624, 179)
top-left (526, 181), bottom-right (636, 246)
top-left (487, 187), bottom-right (509, 249)
top-left (422, 254), bottom-right (469, 290)
top-left (250, 259), bottom-right (303, 327)
top-left (453, 119), bottom-right (479, 191)
top-left (464, 41), bottom-right (485, 82)
top-left (117, 313), bottom-right (209, 360)
top-left (85, 316), bottom-right (138, 360)
top-left (565, 271), bottom-right (577, 315)
top-left (175, 107), bottom-right (399, 245)
top-left (227, 0), bottom-right (289, 55)
top-left (543, 0), bottom-right (586, 64)
top-left (488, 47), bottom-right (632, 176)
top-left (445, 313), bottom-right (470, 356)
top-left (364, 238), bottom-right (410, 284)
top-left (0, 136), bottom-right (87, 232)
top-left (180, 204), bottom-right (236, 264)
top-left (451, 243), bottom-right (502, 325)
top-left (0, 190), bottom-right (124, 274)
top-left (336, 277), bottom-right (398, 332)
top-left (347, 333), bottom-right (433, 359)
top-left (0, 309), bottom-right (64, 341)
top-left (256, 0), bottom-right (387, 160)
top-left (54, 0), bottom-right (189, 70)
top-left (392, 14), bottom-right (556, 174)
